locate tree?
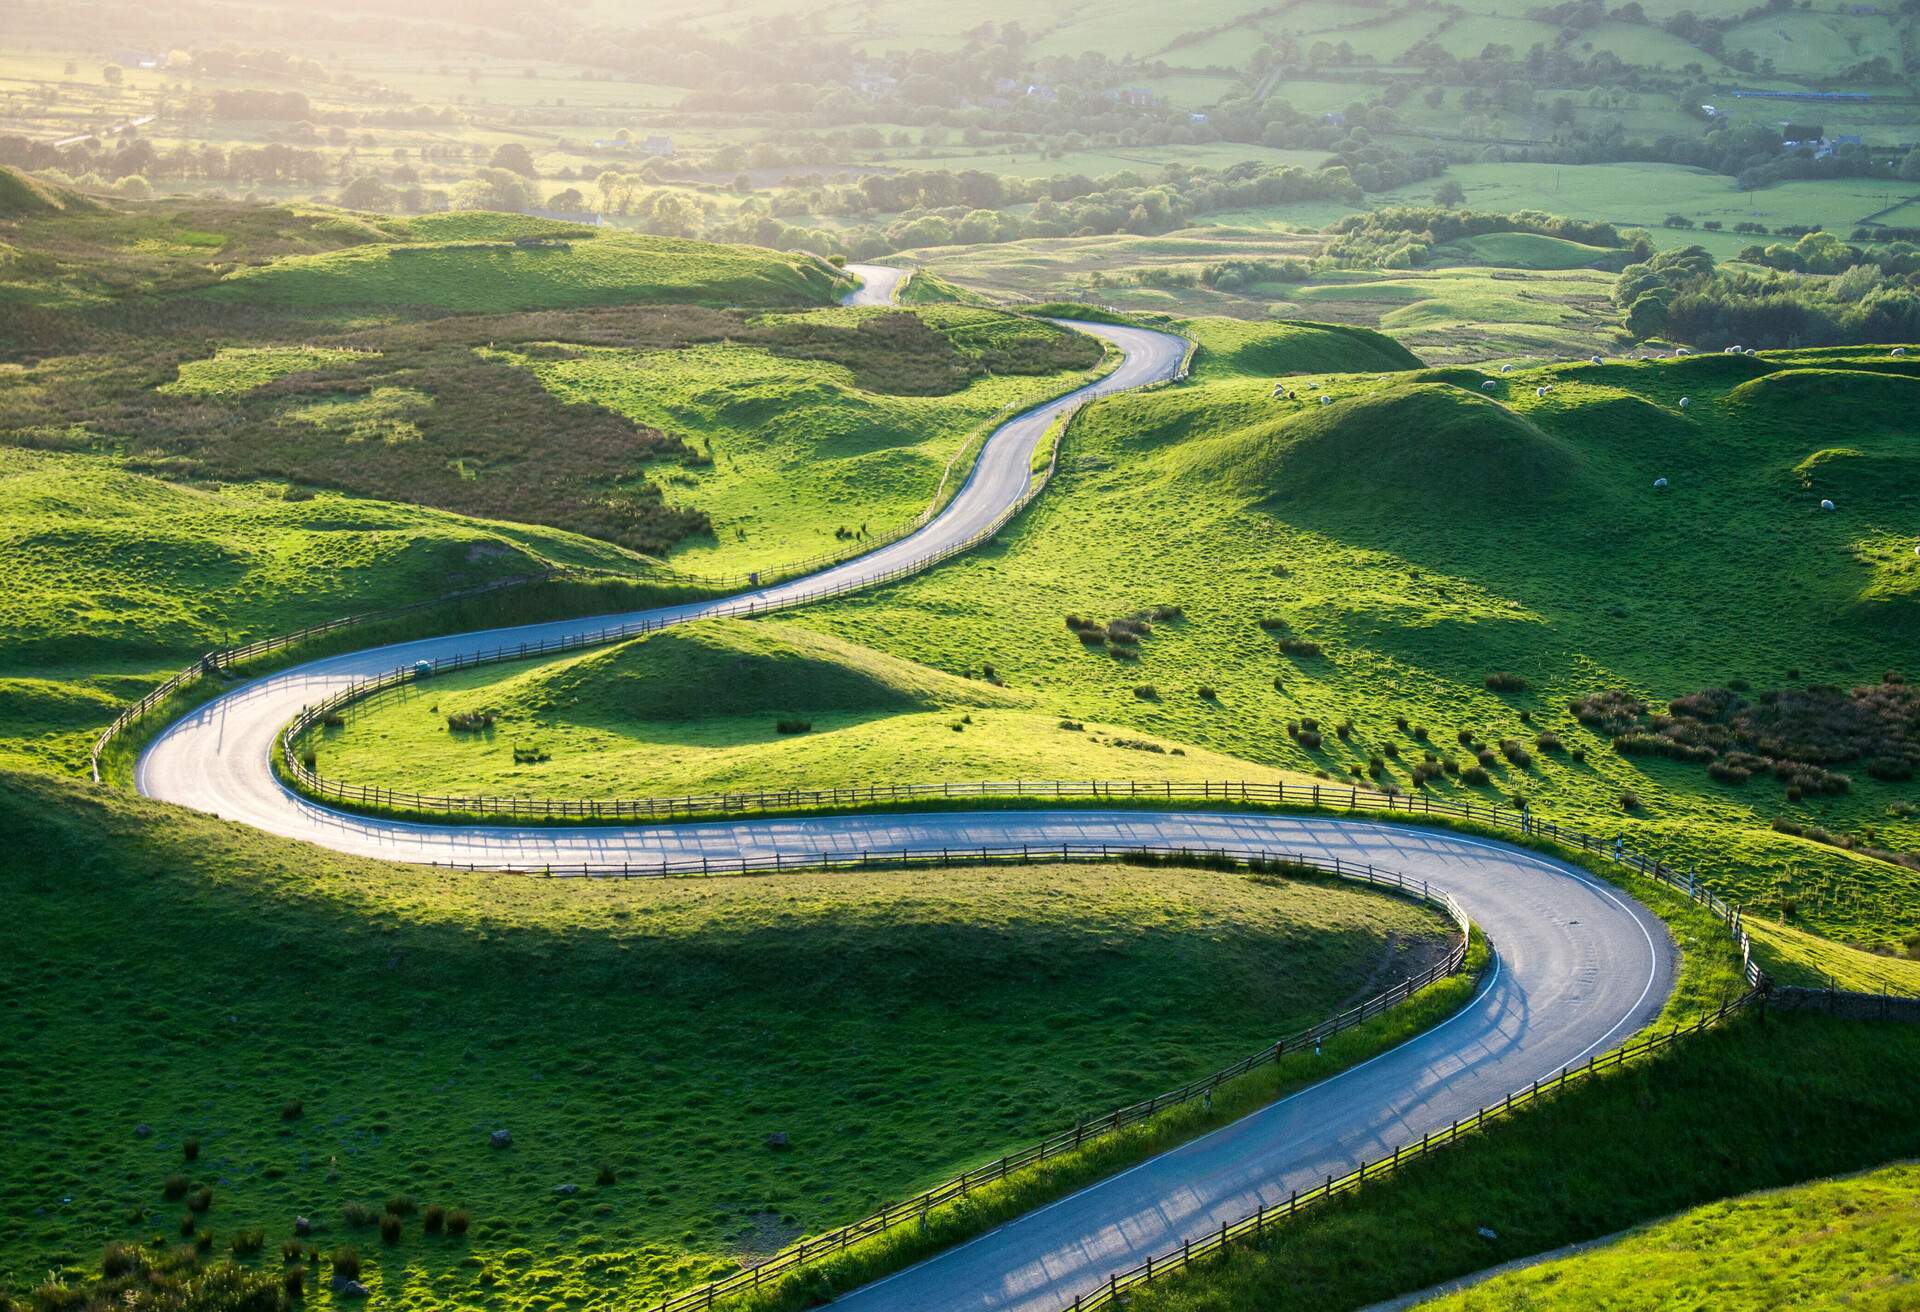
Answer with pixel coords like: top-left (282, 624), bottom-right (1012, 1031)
top-left (338, 175), bottom-right (394, 210)
top-left (1900, 147), bottom-right (1920, 183)
top-left (489, 142), bottom-right (538, 178)
top-left (1433, 179), bottom-right (1467, 208)
top-left (455, 167), bottom-right (539, 212)
top-left (102, 64), bottom-right (123, 87)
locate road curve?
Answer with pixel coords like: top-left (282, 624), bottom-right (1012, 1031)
top-left (134, 265), bottom-right (1677, 1311)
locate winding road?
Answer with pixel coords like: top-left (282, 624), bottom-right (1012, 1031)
top-left (134, 265), bottom-right (1677, 1312)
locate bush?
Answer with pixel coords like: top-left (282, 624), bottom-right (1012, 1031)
top-left (1708, 760), bottom-right (1751, 784)
top-left (380, 1214), bottom-right (402, 1245)
top-left (1534, 732), bottom-right (1562, 752)
top-left (331, 1247), bottom-right (361, 1280)
top-left (1276, 637), bottom-right (1323, 656)
top-left (423, 1204), bottom-right (446, 1234)
top-left (384, 1195), bottom-right (416, 1217)
top-left (1499, 739), bottom-right (1532, 768)
top-left (187, 1187), bottom-right (213, 1214)
top-left (1134, 684), bottom-right (1158, 699)
top-left (183, 1139), bottom-right (199, 1161)
top-left (595, 1163), bottom-right (617, 1187)
top-left (1298, 730), bottom-right (1323, 749)
top-left (179, 1214), bottom-right (197, 1237)
top-left (280, 1099), bottom-right (303, 1121)
top-left (1620, 791), bottom-right (1642, 811)
top-left (775, 719), bottom-right (811, 734)
top-left (446, 710), bottom-right (494, 732)
top-left (1197, 685), bottom-right (1217, 700)
top-left (1476, 748), bottom-right (1498, 769)
top-left (230, 1228), bottom-right (265, 1256)
top-left (162, 1175), bottom-right (189, 1201)
top-left (284, 1268), bottom-right (305, 1299)
top-left (281, 1240), bottom-right (304, 1263)
top-left (1484, 671), bottom-right (1529, 692)
top-left (342, 1202), bottom-right (378, 1229)
top-left (446, 1210), bottom-right (471, 1237)
top-left (1868, 758), bottom-right (1915, 781)
top-left (1457, 729), bottom-right (1475, 746)
top-left (1461, 766), bottom-right (1492, 786)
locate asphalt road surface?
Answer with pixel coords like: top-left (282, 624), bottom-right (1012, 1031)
top-left (135, 267), bottom-right (1675, 1310)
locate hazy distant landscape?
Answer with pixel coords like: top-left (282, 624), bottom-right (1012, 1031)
top-left (2, 1), bottom-right (1917, 1309)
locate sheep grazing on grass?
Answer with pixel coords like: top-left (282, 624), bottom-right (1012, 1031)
top-left (1820, 499), bottom-right (1836, 511)
top-left (1675, 346), bottom-right (1691, 356)
top-left (1536, 386), bottom-right (1549, 398)
top-left (1725, 345), bottom-right (1742, 354)
top-left (1589, 354), bottom-right (1604, 364)
top-left (1744, 347), bottom-right (1758, 356)
top-left (1654, 477), bottom-right (1669, 490)
top-left (1678, 396), bottom-right (1690, 410)
top-left (1319, 394), bottom-right (1332, 406)
top-left (1894, 347), bottom-right (1908, 357)
top-left (1481, 380), bottom-right (1496, 391)
top-left (1500, 363), bottom-right (1514, 373)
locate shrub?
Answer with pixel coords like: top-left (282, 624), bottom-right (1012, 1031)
top-left (1276, 637), bottom-right (1322, 656)
top-left (512, 744), bottom-right (550, 764)
top-left (1299, 729), bottom-right (1323, 749)
top-left (231, 1229), bottom-right (265, 1256)
top-left (380, 1215), bottom-right (402, 1245)
top-left (1708, 760), bottom-right (1751, 784)
top-left (280, 1099), bottom-right (303, 1122)
top-left (1534, 732), bottom-right (1562, 752)
top-left (1457, 729), bottom-right (1476, 746)
top-left (196, 1229), bottom-right (214, 1253)
top-left (1476, 748), bottom-right (1498, 769)
top-left (1573, 690), bottom-right (1646, 734)
top-left (1499, 739), bottom-right (1532, 768)
top-left (775, 719), bottom-right (811, 734)
top-left (1443, 758), bottom-right (1460, 775)
top-left (1570, 747), bottom-right (1586, 763)
top-left (284, 1268), bottom-right (305, 1299)
top-left (331, 1247), bottom-right (361, 1280)
top-left (446, 710), bottom-right (494, 732)
top-left (187, 1187), bottom-right (213, 1214)
top-left (178, 1214), bottom-right (196, 1237)
top-left (1197, 686), bottom-right (1217, 700)
top-left (1383, 742), bottom-right (1399, 758)
top-left (183, 1139), bottom-right (199, 1162)
top-left (595, 1163), bottom-right (617, 1187)
top-left (446, 1210), bottom-right (471, 1237)
top-left (1336, 722), bottom-right (1353, 740)
top-left (298, 748), bottom-right (317, 771)
top-left (1868, 758), bottom-right (1915, 781)
top-left (1462, 766), bottom-right (1491, 786)
top-left (1257, 616), bottom-right (1290, 632)
top-left (1484, 671), bottom-right (1529, 692)
top-left (1134, 684), bottom-right (1158, 699)
top-left (162, 1175), bottom-right (189, 1201)
top-left (342, 1202), bottom-right (378, 1229)
top-left (423, 1205), bottom-right (446, 1235)
top-left (281, 1240), bottom-right (304, 1264)
top-left (384, 1195), bottom-right (416, 1217)
top-left (1620, 791), bottom-right (1642, 811)
top-left (1395, 715), bottom-right (1408, 731)
top-left (1057, 719), bottom-right (1084, 731)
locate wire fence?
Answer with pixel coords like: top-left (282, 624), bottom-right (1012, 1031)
top-left (468, 842), bottom-right (1468, 1312)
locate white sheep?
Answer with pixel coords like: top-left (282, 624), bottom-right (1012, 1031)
top-left (1894, 346), bottom-right (1908, 357)
top-left (1589, 354), bottom-right (1604, 364)
top-left (1481, 380), bottom-right (1496, 391)
top-left (1820, 499), bottom-right (1836, 511)
top-left (1654, 477), bottom-right (1669, 490)
top-left (1319, 394), bottom-right (1332, 406)
top-left (1744, 347), bottom-right (1758, 356)
top-left (1678, 396), bottom-right (1690, 409)
top-left (1500, 363), bottom-right (1514, 373)
top-left (1725, 345), bottom-right (1742, 354)
top-left (1675, 346), bottom-right (1691, 356)
top-left (1536, 386), bottom-right (1549, 397)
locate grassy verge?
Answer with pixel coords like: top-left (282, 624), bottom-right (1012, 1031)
top-left (0, 770), bottom-right (1456, 1308)
top-left (1120, 1014), bottom-right (1920, 1312)
top-left (1411, 1159), bottom-right (1920, 1310)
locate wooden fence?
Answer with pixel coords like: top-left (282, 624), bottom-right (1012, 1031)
top-left (1064, 986), bottom-right (1766, 1311)
top-left (87, 571), bottom-right (557, 784)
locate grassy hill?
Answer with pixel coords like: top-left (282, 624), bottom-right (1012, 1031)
top-left (1430, 232), bottom-right (1619, 271)
top-left (0, 768), bottom-right (1452, 1306)
top-left (201, 230), bottom-right (845, 312)
top-left (1410, 1161), bottom-right (1920, 1310)
top-left (300, 618), bottom-right (1318, 803)
top-left (0, 448), bottom-right (674, 776)
top-left (778, 320), bottom-right (1920, 975)
top-left (0, 164), bottom-right (99, 217)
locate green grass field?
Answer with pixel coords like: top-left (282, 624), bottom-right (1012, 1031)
top-left (0, 448), bottom-right (669, 772)
top-left (0, 768), bottom-right (1454, 1307)
top-left (1122, 1014), bottom-right (1920, 1312)
top-left (298, 618), bottom-right (1316, 800)
top-left (1411, 1160), bottom-right (1920, 1310)
top-left (759, 320), bottom-right (1920, 969)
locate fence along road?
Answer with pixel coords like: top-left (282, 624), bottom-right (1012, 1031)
top-left (134, 268), bottom-right (1678, 1311)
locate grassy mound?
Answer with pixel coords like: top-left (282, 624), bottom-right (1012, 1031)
top-left (898, 269), bottom-right (991, 306)
top-left (453, 618), bottom-right (1022, 724)
top-left (202, 231), bottom-right (844, 311)
top-left (0, 768), bottom-right (1451, 1305)
top-left (0, 165), bottom-right (97, 217)
top-left (1729, 367), bottom-right (1920, 426)
top-left (1192, 318), bottom-right (1422, 379)
top-left (1187, 383), bottom-right (1583, 511)
top-left (1433, 231), bottom-right (1617, 270)
top-left (307, 617), bottom-right (1321, 802)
